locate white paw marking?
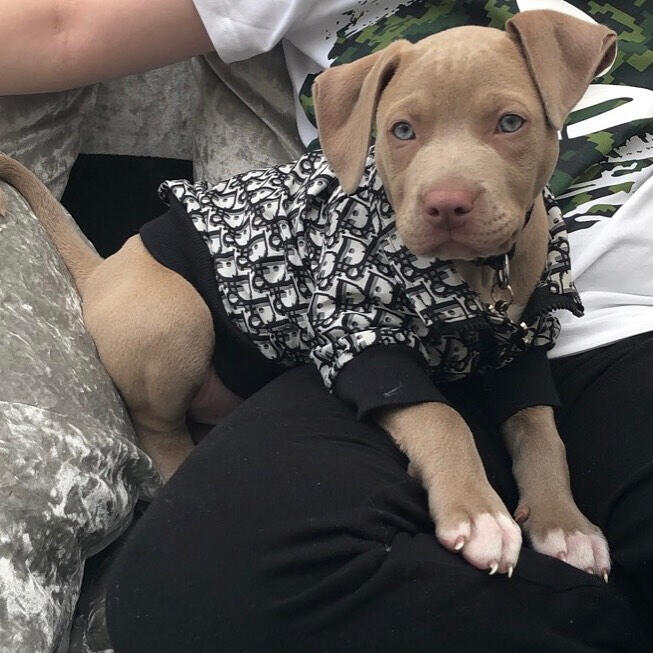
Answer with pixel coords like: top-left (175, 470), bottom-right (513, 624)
top-left (532, 528), bottom-right (611, 576)
top-left (439, 512), bottom-right (521, 574)
top-left (531, 528), bottom-right (568, 558)
top-left (438, 520), bottom-right (472, 550)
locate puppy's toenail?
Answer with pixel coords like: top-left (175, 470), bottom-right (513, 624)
top-left (602, 569), bottom-right (609, 583)
top-left (586, 567), bottom-right (594, 575)
top-left (488, 562), bottom-right (498, 575)
top-left (454, 537), bottom-right (465, 551)
top-left (508, 565), bottom-right (514, 578)
top-left (514, 506), bottom-right (529, 524)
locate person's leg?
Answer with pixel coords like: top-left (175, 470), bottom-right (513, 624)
top-left (106, 366), bottom-right (647, 653)
top-left (551, 331), bottom-right (653, 639)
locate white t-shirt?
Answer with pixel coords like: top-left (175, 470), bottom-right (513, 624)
top-left (192, 0), bottom-right (653, 359)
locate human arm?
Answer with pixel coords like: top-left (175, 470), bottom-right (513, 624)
top-left (0, 0), bottom-right (213, 94)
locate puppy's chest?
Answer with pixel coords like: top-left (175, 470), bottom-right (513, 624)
top-left (454, 264), bottom-right (526, 323)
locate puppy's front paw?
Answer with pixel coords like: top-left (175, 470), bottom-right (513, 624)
top-left (379, 402), bottom-right (521, 575)
top-left (516, 500), bottom-right (610, 581)
top-left (430, 484), bottom-right (522, 576)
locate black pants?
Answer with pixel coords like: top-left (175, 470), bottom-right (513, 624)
top-left (106, 332), bottom-right (653, 652)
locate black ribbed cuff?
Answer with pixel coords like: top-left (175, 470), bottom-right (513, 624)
top-left (334, 345), bottom-right (448, 420)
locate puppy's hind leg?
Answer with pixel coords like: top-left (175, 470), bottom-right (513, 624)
top-left (83, 236), bottom-right (215, 481)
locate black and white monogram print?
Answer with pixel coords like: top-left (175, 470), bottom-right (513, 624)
top-left (159, 149), bottom-right (583, 389)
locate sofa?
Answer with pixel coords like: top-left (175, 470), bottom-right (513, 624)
top-left (0, 49), bottom-right (302, 652)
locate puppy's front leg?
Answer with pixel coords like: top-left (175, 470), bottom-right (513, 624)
top-left (377, 402), bottom-right (521, 575)
top-left (501, 406), bottom-right (610, 580)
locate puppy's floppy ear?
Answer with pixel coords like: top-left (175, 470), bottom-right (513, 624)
top-left (506, 10), bottom-right (617, 130)
top-left (313, 40), bottom-right (410, 194)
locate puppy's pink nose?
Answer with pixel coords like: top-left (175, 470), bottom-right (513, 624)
top-left (423, 189), bottom-right (476, 228)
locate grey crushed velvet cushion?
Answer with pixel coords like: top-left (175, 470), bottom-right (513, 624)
top-left (81, 60), bottom-right (196, 161)
top-left (1, 60), bottom-right (196, 202)
top-left (193, 47), bottom-right (303, 184)
top-left (0, 87), bottom-right (98, 199)
top-left (0, 181), bottom-right (161, 652)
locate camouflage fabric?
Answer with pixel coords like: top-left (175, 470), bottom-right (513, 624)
top-left (552, 2), bottom-right (653, 232)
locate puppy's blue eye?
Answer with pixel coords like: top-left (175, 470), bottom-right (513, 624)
top-left (392, 121), bottom-right (415, 140)
top-left (498, 114), bottom-right (525, 133)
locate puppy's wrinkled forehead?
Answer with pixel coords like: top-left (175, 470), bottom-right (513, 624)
top-left (381, 27), bottom-right (540, 118)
